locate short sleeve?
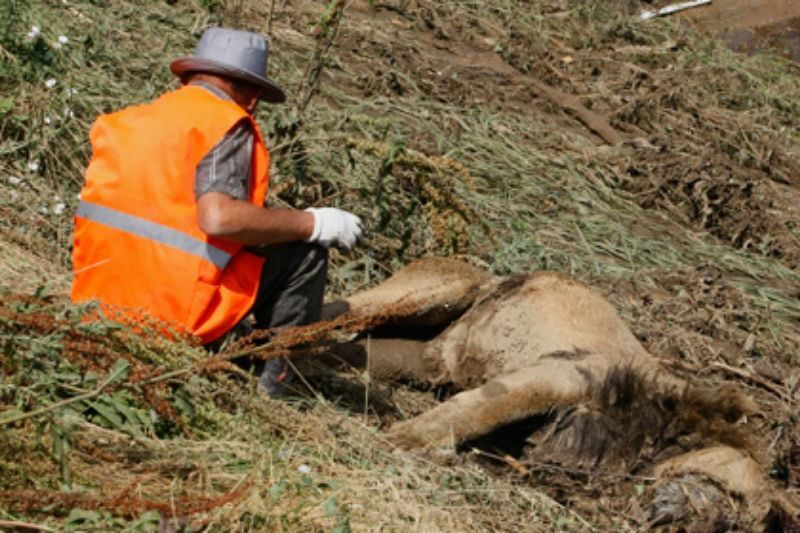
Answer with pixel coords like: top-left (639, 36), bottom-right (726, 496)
top-left (194, 118), bottom-right (254, 201)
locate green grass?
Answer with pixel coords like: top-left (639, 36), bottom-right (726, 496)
top-left (1, 0), bottom-right (799, 529)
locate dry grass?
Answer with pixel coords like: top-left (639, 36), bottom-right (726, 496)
top-left (0, 290), bottom-right (587, 531)
top-left (2, 0), bottom-right (799, 530)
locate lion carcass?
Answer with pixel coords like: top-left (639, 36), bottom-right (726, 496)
top-left (332, 257), bottom-right (666, 446)
top-left (321, 258), bottom-right (775, 524)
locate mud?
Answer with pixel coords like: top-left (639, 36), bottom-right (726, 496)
top-left (683, 0), bottom-right (800, 31)
top-left (723, 17), bottom-right (800, 63)
top-left (679, 0), bottom-right (800, 63)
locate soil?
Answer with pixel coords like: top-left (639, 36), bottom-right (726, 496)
top-left (682, 0), bottom-right (800, 31)
top-left (725, 16), bottom-right (800, 64)
top-left (678, 0), bottom-right (800, 63)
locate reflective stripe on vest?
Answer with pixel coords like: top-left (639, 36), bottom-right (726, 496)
top-left (76, 200), bottom-right (232, 270)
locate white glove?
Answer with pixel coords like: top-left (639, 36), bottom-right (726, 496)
top-left (305, 207), bottom-right (363, 250)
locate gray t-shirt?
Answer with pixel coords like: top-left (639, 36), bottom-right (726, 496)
top-left (192, 81), bottom-right (254, 201)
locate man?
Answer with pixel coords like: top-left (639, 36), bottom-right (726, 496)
top-left (71, 27), bottom-right (362, 394)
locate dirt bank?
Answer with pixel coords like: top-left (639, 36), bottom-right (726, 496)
top-left (681, 0), bottom-right (800, 30)
top-left (678, 0), bottom-right (800, 62)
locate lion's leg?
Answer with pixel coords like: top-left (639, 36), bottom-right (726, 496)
top-left (385, 354), bottom-right (610, 449)
top-left (325, 338), bottom-right (445, 384)
top-left (649, 446), bottom-right (766, 524)
top-left (322, 258), bottom-right (493, 327)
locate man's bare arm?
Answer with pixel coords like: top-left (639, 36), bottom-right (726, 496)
top-left (197, 192), bottom-right (314, 246)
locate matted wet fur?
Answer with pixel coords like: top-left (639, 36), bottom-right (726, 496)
top-left (528, 367), bottom-right (764, 527)
top-left (536, 366), bottom-right (756, 470)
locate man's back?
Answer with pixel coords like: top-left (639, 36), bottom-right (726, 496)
top-left (72, 85), bottom-right (269, 342)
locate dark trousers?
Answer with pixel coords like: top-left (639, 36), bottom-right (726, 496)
top-left (240, 241), bottom-right (328, 394)
top-left (249, 241), bottom-right (328, 330)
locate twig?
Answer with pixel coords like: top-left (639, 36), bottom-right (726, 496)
top-left (265, 0), bottom-right (277, 38)
top-left (706, 361), bottom-right (792, 403)
top-left (524, 460), bottom-right (657, 482)
top-left (541, 57), bottom-right (573, 82)
top-left (0, 520), bottom-right (54, 532)
top-left (530, 79), bottom-right (625, 146)
top-left (296, 0), bottom-right (347, 117)
top-left (767, 424), bottom-right (783, 456)
top-left (136, 299), bottom-right (421, 388)
top-left (364, 334), bottom-right (371, 423)
top-left (0, 369), bottom-right (122, 426)
top-left (476, 448), bottom-right (531, 476)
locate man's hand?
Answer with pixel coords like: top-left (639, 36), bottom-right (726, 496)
top-left (305, 207), bottom-right (364, 250)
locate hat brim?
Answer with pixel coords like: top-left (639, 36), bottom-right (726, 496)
top-left (170, 57), bottom-right (286, 104)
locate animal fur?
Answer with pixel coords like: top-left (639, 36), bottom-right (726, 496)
top-left (531, 367), bottom-right (756, 470)
top-left (331, 258), bottom-right (670, 447)
top-left (324, 258), bottom-right (773, 524)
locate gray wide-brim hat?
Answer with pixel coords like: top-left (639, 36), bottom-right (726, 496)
top-left (170, 27), bottom-right (286, 103)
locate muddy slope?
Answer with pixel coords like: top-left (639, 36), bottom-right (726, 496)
top-left (684, 0), bottom-right (800, 31)
top-left (313, 1), bottom-right (800, 271)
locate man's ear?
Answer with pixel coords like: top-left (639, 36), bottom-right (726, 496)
top-left (247, 94), bottom-right (261, 114)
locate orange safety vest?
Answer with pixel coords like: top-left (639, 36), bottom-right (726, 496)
top-left (71, 85), bottom-right (269, 344)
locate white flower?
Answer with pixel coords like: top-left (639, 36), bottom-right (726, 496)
top-left (53, 202), bottom-right (66, 215)
top-left (39, 206), bottom-right (49, 215)
top-left (53, 42), bottom-right (62, 50)
top-left (27, 161), bottom-right (40, 172)
top-left (58, 35), bottom-right (68, 45)
top-left (45, 78), bottom-right (57, 89)
top-left (66, 87), bottom-right (78, 97)
top-left (8, 176), bottom-right (22, 186)
top-left (26, 26), bottom-right (41, 39)
top-left (296, 464), bottom-right (311, 474)
top-left (44, 116), bottom-right (52, 125)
